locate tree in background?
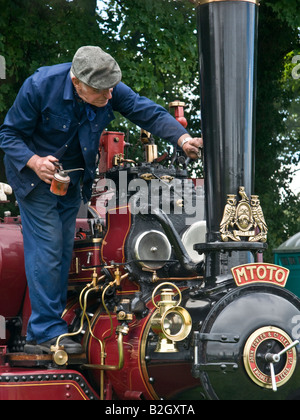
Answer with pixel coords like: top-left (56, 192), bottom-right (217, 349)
top-left (98, 0), bottom-right (200, 162)
top-left (0, 0), bottom-right (299, 260)
top-left (0, 0), bottom-right (101, 208)
top-left (255, 2), bottom-right (300, 258)
top-left (0, 0), bottom-right (99, 119)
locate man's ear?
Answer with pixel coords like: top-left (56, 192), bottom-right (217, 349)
top-left (71, 76), bottom-right (80, 87)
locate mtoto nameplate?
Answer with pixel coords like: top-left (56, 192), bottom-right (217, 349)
top-left (231, 263), bottom-right (289, 288)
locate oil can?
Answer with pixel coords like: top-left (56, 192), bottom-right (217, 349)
top-left (50, 163), bottom-right (84, 196)
top-left (50, 172), bottom-right (71, 196)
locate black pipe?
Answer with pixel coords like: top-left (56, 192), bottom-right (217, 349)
top-left (196, 0), bottom-right (260, 278)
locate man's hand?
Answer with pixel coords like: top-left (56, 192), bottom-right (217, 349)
top-left (178, 135), bottom-right (203, 160)
top-left (27, 155), bottom-right (59, 184)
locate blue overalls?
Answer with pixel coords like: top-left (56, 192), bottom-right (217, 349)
top-left (0, 63), bottom-right (188, 343)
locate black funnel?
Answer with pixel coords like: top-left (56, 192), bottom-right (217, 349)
top-left (194, 0), bottom-right (265, 279)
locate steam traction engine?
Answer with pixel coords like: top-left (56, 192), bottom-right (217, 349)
top-left (0, 0), bottom-right (300, 401)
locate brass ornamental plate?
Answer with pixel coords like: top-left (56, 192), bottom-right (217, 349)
top-left (220, 187), bottom-right (268, 243)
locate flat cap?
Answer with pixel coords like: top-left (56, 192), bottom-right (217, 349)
top-left (71, 46), bottom-right (122, 90)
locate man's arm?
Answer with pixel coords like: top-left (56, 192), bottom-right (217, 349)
top-left (111, 83), bottom-right (203, 159)
top-left (0, 76), bottom-right (58, 182)
top-left (0, 76), bottom-right (40, 171)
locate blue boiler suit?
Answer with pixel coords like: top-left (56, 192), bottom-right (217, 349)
top-left (0, 63), bottom-right (188, 343)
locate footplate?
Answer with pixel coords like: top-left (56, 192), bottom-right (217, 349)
top-left (5, 352), bottom-right (87, 368)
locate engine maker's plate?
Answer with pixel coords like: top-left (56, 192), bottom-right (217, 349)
top-left (243, 326), bottom-right (297, 390)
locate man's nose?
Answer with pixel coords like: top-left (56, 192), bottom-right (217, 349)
top-left (103, 89), bottom-right (113, 99)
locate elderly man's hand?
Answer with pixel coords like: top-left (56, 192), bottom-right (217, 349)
top-left (27, 155), bottom-right (59, 184)
top-left (178, 135), bottom-right (203, 160)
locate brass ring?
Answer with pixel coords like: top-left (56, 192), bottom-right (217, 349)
top-left (151, 282), bottom-right (182, 309)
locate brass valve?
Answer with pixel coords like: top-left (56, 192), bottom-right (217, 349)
top-left (169, 101), bottom-right (188, 128)
top-left (81, 266), bottom-right (105, 287)
top-left (115, 298), bottom-right (133, 322)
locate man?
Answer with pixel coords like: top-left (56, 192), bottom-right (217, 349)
top-left (0, 46), bottom-right (202, 354)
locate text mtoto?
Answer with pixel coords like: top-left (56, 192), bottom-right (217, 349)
top-left (232, 263), bottom-right (289, 288)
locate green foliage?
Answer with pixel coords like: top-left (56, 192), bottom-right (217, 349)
top-left (255, 2), bottom-right (300, 260)
top-left (0, 0), bottom-right (101, 120)
top-left (99, 0), bottom-right (197, 99)
top-left (264, 0), bottom-right (300, 28)
top-left (98, 0), bottom-right (200, 155)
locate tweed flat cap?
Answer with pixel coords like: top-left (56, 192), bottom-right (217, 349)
top-left (71, 46), bottom-right (122, 90)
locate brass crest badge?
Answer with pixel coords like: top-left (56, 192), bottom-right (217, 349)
top-left (220, 187), bottom-right (268, 243)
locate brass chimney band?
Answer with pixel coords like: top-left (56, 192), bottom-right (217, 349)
top-left (192, 0), bottom-right (259, 5)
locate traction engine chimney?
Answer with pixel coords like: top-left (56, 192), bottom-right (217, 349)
top-left (194, 0), bottom-right (262, 280)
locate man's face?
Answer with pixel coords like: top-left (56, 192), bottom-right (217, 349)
top-left (73, 78), bottom-right (113, 107)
